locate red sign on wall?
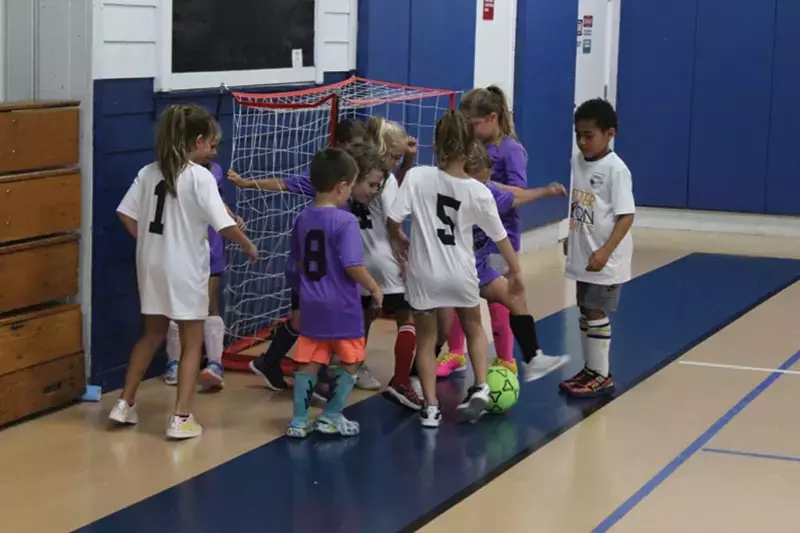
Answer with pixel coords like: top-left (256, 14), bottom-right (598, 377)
top-left (483, 0), bottom-right (495, 21)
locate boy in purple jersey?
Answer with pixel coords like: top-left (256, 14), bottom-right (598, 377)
top-left (459, 85), bottom-right (566, 382)
top-left (163, 132), bottom-right (245, 391)
top-left (445, 144), bottom-right (570, 379)
top-left (286, 147), bottom-right (382, 438)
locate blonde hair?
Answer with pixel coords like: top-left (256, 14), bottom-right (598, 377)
top-left (459, 85), bottom-right (519, 142)
top-left (155, 104), bottom-right (218, 197)
top-left (434, 110), bottom-right (475, 167)
top-left (365, 116), bottom-right (407, 157)
top-left (466, 141), bottom-right (491, 176)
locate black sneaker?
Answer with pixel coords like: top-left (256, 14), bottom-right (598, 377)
top-left (457, 384), bottom-right (490, 424)
top-left (250, 355), bottom-right (287, 391)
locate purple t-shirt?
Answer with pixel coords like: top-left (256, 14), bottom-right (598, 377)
top-left (207, 162), bottom-right (226, 273)
top-left (487, 137), bottom-right (527, 252)
top-left (290, 205), bottom-right (365, 339)
top-left (474, 181), bottom-right (515, 263)
top-left (283, 170), bottom-right (314, 197)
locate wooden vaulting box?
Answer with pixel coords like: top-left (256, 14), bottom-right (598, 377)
top-left (0, 100), bottom-right (84, 428)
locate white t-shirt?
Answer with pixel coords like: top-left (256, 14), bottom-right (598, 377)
top-left (387, 166), bottom-right (507, 310)
top-left (352, 173), bottom-right (405, 296)
top-left (117, 161), bottom-right (236, 320)
top-left (565, 152), bottom-right (635, 285)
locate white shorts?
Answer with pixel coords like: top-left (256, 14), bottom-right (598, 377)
top-left (488, 254), bottom-right (510, 275)
top-left (138, 266), bottom-right (210, 321)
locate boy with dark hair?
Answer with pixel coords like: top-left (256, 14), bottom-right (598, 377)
top-left (286, 147), bottom-right (382, 438)
top-left (561, 98), bottom-right (635, 398)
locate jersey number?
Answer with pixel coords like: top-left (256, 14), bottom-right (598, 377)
top-left (148, 180), bottom-right (167, 235)
top-left (436, 194), bottom-right (461, 246)
top-left (351, 201), bottom-right (373, 230)
top-left (303, 230), bottom-right (327, 282)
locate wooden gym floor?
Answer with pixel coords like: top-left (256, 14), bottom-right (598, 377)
top-left (1, 228), bottom-right (800, 533)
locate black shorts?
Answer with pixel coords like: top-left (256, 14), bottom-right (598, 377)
top-left (361, 293), bottom-right (410, 314)
top-left (210, 273), bottom-right (221, 279)
top-left (291, 290), bottom-right (299, 311)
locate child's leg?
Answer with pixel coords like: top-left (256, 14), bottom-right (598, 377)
top-left (166, 319), bottom-right (205, 440)
top-left (315, 338), bottom-right (364, 436)
top-left (488, 302), bottom-right (513, 362)
top-left (352, 296), bottom-right (380, 390)
top-left (414, 309), bottom-right (442, 427)
top-left (384, 304), bottom-right (423, 410)
top-left (448, 313), bottom-right (466, 355)
top-left (436, 307), bottom-right (453, 356)
top-left (164, 320), bottom-right (181, 385)
top-left (456, 305), bottom-right (491, 422)
top-left (561, 282), bottom-right (618, 397)
top-left (111, 315), bottom-right (170, 424)
top-left (251, 300), bottom-right (300, 390)
top-left (199, 275), bottom-right (225, 390)
top-left (435, 308), bottom-right (467, 378)
top-left (286, 335), bottom-right (324, 437)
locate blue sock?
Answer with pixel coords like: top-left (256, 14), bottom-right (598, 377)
top-left (322, 367), bottom-right (356, 419)
top-left (292, 371), bottom-right (317, 422)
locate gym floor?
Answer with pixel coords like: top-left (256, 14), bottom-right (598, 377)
top-left (2, 228), bottom-right (799, 533)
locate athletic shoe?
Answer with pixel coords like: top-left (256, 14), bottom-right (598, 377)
top-left (198, 361), bottom-right (225, 391)
top-left (355, 364), bottom-right (381, 390)
top-left (314, 414), bottom-right (360, 436)
top-left (436, 352), bottom-right (466, 378)
top-left (250, 357), bottom-right (287, 391)
top-left (286, 418), bottom-right (314, 438)
top-left (559, 367), bottom-right (593, 392)
top-left (457, 384), bottom-right (490, 424)
top-left (383, 379), bottom-right (424, 411)
top-left (108, 399), bottom-right (138, 425)
top-left (420, 404), bottom-right (442, 428)
top-left (166, 414), bottom-right (203, 440)
top-left (522, 352), bottom-right (570, 382)
top-left (491, 357), bottom-right (518, 375)
top-left (562, 369), bottom-right (615, 398)
top-left (163, 360), bottom-right (179, 385)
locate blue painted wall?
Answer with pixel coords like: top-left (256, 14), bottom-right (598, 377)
top-left (617, 0), bottom-right (795, 215)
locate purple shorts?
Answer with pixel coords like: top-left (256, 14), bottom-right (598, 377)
top-left (477, 258), bottom-right (501, 288)
top-left (209, 227), bottom-right (225, 275)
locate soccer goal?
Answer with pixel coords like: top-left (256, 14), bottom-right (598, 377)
top-left (222, 76), bottom-right (458, 370)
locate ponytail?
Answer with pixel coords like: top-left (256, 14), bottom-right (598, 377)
top-left (434, 110), bottom-right (475, 167)
top-left (460, 85), bottom-right (520, 142)
top-left (155, 104), bottom-right (217, 197)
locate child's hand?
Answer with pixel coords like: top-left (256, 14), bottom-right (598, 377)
top-left (227, 170), bottom-right (246, 187)
top-left (390, 231), bottom-right (410, 263)
top-left (507, 272), bottom-right (525, 298)
top-left (405, 137), bottom-right (418, 157)
top-left (243, 242), bottom-right (259, 264)
top-left (586, 247), bottom-right (610, 272)
top-left (547, 182), bottom-right (567, 197)
top-left (370, 287), bottom-right (384, 311)
top-left (234, 214), bottom-right (246, 231)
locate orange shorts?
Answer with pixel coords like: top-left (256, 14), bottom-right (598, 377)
top-left (294, 336), bottom-right (366, 366)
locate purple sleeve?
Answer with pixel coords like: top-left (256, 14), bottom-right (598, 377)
top-left (337, 214), bottom-right (364, 268)
top-left (210, 162), bottom-right (224, 192)
top-left (502, 140), bottom-right (528, 188)
top-left (289, 218), bottom-right (301, 270)
top-left (283, 169), bottom-right (315, 197)
top-left (487, 182), bottom-right (515, 216)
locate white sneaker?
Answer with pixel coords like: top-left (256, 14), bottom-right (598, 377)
top-left (420, 404), bottom-right (442, 428)
top-left (355, 364), bottom-right (381, 390)
top-left (166, 414), bottom-right (203, 440)
top-left (522, 352), bottom-right (571, 382)
top-left (457, 383), bottom-right (490, 423)
top-left (198, 361), bottom-right (225, 391)
top-left (108, 399), bottom-right (138, 425)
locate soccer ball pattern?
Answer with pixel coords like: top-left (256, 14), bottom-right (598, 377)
top-left (486, 365), bottom-right (520, 413)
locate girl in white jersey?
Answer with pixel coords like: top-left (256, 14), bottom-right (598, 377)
top-left (387, 110), bottom-right (525, 427)
top-left (111, 105), bottom-right (258, 440)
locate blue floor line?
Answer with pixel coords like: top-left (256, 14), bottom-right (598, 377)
top-left (593, 349), bottom-right (800, 532)
top-left (702, 447), bottom-right (800, 464)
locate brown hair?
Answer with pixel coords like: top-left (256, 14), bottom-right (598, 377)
top-left (155, 104), bottom-right (218, 197)
top-left (465, 142), bottom-right (492, 176)
top-left (459, 85), bottom-right (519, 142)
top-left (334, 118), bottom-right (367, 146)
top-left (365, 116), bottom-right (407, 157)
top-left (345, 141), bottom-right (385, 182)
top-left (309, 147), bottom-right (359, 193)
top-left (434, 110), bottom-right (475, 167)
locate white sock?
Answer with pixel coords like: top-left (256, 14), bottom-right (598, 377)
top-left (585, 317), bottom-right (611, 376)
top-left (204, 316), bottom-right (225, 365)
top-left (166, 321), bottom-right (181, 362)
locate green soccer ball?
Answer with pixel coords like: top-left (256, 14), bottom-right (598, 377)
top-left (486, 365), bottom-right (520, 413)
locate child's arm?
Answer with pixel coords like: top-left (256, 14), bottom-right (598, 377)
top-left (345, 266), bottom-right (383, 308)
top-left (197, 171), bottom-right (258, 262)
top-left (504, 182), bottom-right (567, 207)
top-left (586, 214), bottom-right (634, 272)
top-left (339, 216), bottom-right (383, 307)
top-left (586, 167), bottom-right (635, 272)
top-left (504, 142), bottom-right (528, 188)
top-left (224, 203), bottom-right (246, 230)
top-left (118, 213), bottom-right (137, 238)
top-left (219, 226), bottom-right (258, 263)
top-left (227, 169), bottom-right (287, 191)
top-left (394, 137), bottom-right (418, 186)
top-left (494, 237), bottom-right (525, 297)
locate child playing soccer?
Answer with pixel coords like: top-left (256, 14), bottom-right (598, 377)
top-left (286, 147), bottom-right (382, 438)
top-left (163, 131), bottom-right (245, 391)
top-left (111, 105), bottom-right (258, 439)
top-left (457, 85), bottom-right (566, 382)
top-left (387, 110), bottom-right (524, 428)
top-left (443, 143), bottom-right (569, 377)
top-left (561, 98), bottom-right (635, 398)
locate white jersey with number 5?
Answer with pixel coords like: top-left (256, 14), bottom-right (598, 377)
top-left (352, 173), bottom-right (405, 296)
top-left (387, 165), bottom-right (507, 310)
top-left (117, 161), bottom-right (235, 320)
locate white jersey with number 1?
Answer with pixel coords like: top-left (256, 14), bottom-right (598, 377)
top-left (353, 172), bottom-right (405, 296)
top-left (387, 165), bottom-right (507, 310)
top-left (117, 161), bottom-right (235, 320)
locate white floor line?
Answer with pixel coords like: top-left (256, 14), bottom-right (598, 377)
top-left (678, 360), bottom-right (800, 376)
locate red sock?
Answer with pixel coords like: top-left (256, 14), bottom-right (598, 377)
top-left (393, 323), bottom-right (416, 386)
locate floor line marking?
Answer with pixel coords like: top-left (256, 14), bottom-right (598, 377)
top-left (678, 360), bottom-right (800, 375)
top-left (702, 447), bottom-right (800, 464)
top-left (593, 349), bottom-right (800, 533)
